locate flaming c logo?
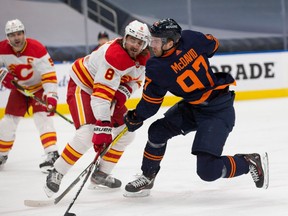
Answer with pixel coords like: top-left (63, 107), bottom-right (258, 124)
top-left (8, 64), bottom-right (33, 80)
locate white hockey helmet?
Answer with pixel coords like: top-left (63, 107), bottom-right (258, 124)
top-left (5, 19), bottom-right (25, 35)
top-left (123, 20), bottom-right (150, 51)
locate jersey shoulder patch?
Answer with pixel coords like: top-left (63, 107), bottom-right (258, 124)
top-left (105, 40), bottom-right (135, 71)
top-left (146, 57), bottom-right (161, 77)
top-left (136, 51), bottom-right (150, 67)
top-left (23, 38), bottom-right (48, 58)
top-left (0, 40), bottom-right (13, 54)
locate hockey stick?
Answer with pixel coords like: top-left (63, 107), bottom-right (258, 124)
top-left (63, 149), bottom-right (101, 216)
top-left (24, 126), bottom-right (128, 207)
top-left (11, 80), bottom-right (74, 125)
top-left (63, 117), bottom-right (125, 216)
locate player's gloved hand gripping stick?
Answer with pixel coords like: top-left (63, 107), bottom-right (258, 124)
top-left (11, 80), bottom-right (74, 125)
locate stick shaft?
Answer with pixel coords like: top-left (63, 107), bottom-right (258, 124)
top-left (63, 151), bottom-right (100, 215)
top-left (56, 126), bottom-right (127, 204)
top-left (62, 127), bottom-right (128, 214)
top-left (12, 80), bottom-right (74, 124)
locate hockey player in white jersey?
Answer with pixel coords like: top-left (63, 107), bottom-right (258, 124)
top-left (0, 19), bottom-right (59, 172)
top-left (44, 20), bottom-right (151, 197)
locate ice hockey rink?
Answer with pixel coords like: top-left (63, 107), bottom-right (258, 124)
top-left (0, 97), bottom-right (288, 216)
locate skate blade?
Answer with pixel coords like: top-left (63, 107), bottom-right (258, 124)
top-left (261, 152), bottom-right (269, 189)
top-left (87, 182), bottom-right (121, 191)
top-left (43, 185), bottom-right (55, 198)
top-left (87, 183), bottom-right (109, 190)
top-left (123, 189), bottom-right (151, 198)
top-left (40, 166), bottom-right (53, 174)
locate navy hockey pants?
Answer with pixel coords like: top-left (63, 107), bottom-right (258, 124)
top-left (142, 91), bottom-right (236, 178)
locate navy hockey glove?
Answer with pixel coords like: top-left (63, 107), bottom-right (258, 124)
top-left (124, 110), bottom-right (143, 132)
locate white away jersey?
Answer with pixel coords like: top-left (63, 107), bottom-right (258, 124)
top-left (69, 38), bottom-right (150, 121)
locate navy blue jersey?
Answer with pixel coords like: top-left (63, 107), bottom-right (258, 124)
top-left (136, 30), bottom-right (236, 120)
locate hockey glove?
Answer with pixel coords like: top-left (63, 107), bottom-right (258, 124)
top-left (124, 110), bottom-right (143, 132)
top-left (0, 68), bottom-right (17, 90)
top-left (92, 120), bottom-right (112, 152)
top-left (43, 92), bottom-right (58, 116)
top-left (114, 85), bottom-right (132, 109)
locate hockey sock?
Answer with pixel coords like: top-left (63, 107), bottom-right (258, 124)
top-left (221, 155), bottom-right (249, 178)
top-left (141, 141), bottom-right (166, 177)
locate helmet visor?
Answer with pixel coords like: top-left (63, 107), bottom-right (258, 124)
top-left (149, 36), bottom-right (170, 48)
top-left (149, 37), bottom-right (163, 48)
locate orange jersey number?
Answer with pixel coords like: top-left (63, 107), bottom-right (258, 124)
top-left (176, 55), bottom-right (214, 92)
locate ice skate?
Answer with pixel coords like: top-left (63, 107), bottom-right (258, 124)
top-left (236, 152), bottom-right (269, 189)
top-left (39, 151), bottom-right (59, 173)
top-left (0, 155), bottom-right (8, 166)
top-left (124, 174), bottom-right (155, 197)
top-left (89, 165), bottom-right (122, 189)
top-left (44, 168), bottom-right (63, 198)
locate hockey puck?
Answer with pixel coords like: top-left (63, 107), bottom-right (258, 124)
top-left (64, 212), bottom-right (76, 216)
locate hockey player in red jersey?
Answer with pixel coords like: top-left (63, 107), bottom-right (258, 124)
top-left (0, 19), bottom-right (59, 172)
top-left (44, 20), bottom-right (151, 197)
top-left (123, 18), bottom-right (269, 197)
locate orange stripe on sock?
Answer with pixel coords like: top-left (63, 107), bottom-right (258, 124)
top-left (41, 132), bottom-right (57, 149)
top-left (144, 151), bottom-right (163, 161)
top-left (0, 140), bottom-right (14, 152)
top-left (227, 156), bottom-right (236, 178)
top-left (102, 148), bottom-right (123, 163)
top-left (61, 144), bottom-right (82, 165)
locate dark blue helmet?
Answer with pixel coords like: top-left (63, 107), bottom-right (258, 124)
top-left (150, 18), bottom-right (182, 43)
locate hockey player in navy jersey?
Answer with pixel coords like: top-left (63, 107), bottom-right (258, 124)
top-left (123, 18), bottom-right (269, 197)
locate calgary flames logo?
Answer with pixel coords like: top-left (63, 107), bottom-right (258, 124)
top-left (8, 63), bottom-right (33, 80)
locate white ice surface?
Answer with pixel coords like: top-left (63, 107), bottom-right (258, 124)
top-left (1, 98), bottom-right (288, 216)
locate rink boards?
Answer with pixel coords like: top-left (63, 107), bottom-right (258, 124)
top-left (1, 50), bottom-right (288, 118)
